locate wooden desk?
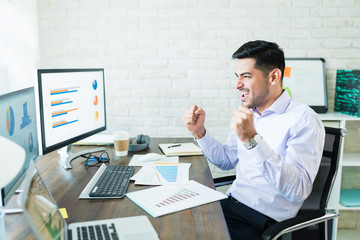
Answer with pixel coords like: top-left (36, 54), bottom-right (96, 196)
top-left (5, 138), bottom-right (230, 240)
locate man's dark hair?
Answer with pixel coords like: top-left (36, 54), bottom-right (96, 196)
top-left (232, 40), bottom-right (285, 81)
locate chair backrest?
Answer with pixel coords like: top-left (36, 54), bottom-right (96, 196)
top-left (301, 126), bottom-right (346, 212)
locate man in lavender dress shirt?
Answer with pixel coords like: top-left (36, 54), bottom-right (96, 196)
top-left (183, 40), bottom-right (325, 240)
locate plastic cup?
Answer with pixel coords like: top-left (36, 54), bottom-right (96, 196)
top-left (113, 131), bottom-right (129, 157)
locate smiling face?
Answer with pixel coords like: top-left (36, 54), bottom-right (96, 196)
top-left (234, 58), bottom-right (282, 114)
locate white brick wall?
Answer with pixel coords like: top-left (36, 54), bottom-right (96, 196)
top-left (0, 0), bottom-right (40, 94)
top-left (37, 0), bottom-right (360, 148)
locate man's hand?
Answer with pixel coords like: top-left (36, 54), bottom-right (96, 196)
top-left (183, 105), bottom-right (206, 139)
top-left (231, 106), bottom-right (257, 143)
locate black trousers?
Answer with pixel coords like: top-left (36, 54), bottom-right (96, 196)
top-left (221, 197), bottom-right (277, 240)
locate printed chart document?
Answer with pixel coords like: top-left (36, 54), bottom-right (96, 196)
top-left (159, 143), bottom-right (202, 156)
top-left (131, 162), bottom-right (191, 185)
top-left (126, 180), bottom-right (227, 218)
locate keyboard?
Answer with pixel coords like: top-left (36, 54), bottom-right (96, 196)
top-left (89, 165), bottom-right (134, 198)
top-left (76, 223), bottom-right (119, 240)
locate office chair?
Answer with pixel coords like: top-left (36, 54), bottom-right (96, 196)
top-left (213, 126), bottom-right (347, 240)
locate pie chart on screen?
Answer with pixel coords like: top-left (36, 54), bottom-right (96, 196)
top-left (6, 106), bottom-right (15, 136)
top-left (94, 111), bottom-right (99, 121)
top-left (92, 80), bottom-right (98, 90)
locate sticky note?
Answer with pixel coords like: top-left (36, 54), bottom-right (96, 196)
top-left (284, 66), bottom-right (291, 78)
top-left (59, 208), bottom-right (68, 219)
top-left (284, 87), bottom-right (292, 97)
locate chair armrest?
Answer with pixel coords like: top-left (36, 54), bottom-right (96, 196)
top-left (213, 175), bottom-right (236, 187)
top-left (262, 210), bottom-right (333, 240)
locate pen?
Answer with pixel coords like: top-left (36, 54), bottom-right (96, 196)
top-left (168, 144), bottom-right (181, 148)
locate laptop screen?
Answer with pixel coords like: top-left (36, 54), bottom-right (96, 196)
top-left (21, 163), bottom-right (160, 240)
top-left (22, 162), bottom-right (65, 240)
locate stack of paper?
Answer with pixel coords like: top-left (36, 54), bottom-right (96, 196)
top-left (158, 143), bottom-right (202, 156)
top-left (131, 162), bottom-right (191, 185)
top-left (129, 154), bottom-right (179, 166)
top-left (126, 180), bottom-right (227, 218)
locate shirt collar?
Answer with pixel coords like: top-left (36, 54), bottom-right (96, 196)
top-left (253, 90), bottom-right (292, 117)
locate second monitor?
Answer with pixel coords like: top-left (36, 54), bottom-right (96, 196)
top-left (37, 68), bottom-right (107, 169)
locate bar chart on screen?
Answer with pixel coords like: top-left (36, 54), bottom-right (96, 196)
top-left (50, 95), bottom-right (79, 128)
top-left (50, 86), bottom-right (79, 95)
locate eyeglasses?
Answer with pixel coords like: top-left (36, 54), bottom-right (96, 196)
top-left (82, 152), bottom-right (110, 167)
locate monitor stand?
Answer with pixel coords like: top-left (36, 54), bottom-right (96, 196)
top-left (1, 190), bottom-right (24, 214)
top-left (3, 208), bottom-right (23, 214)
top-left (60, 145), bottom-right (106, 170)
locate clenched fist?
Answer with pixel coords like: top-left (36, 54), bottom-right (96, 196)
top-left (183, 105), bottom-right (206, 139)
top-left (231, 106), bottom-right (257, 143)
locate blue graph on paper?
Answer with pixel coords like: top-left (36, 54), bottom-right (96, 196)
top-left (155, 165), bottom-right (178, 182)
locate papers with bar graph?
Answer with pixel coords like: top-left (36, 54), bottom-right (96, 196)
top-left (130, 162), bottom-right (191, 185)
top-left (126, 180), bottom-right (227, 218)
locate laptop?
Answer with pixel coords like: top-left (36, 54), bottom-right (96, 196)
top-left (20, 161), bottom-right (159, 240)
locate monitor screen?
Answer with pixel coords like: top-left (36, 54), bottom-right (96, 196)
top-left (37, 69), bottom-right (106, 155)
top-left (0, 87), bottom-right (39, 206)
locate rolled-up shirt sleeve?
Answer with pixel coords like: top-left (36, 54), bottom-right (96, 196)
top-left (196, 131), bottom-right (239, 171)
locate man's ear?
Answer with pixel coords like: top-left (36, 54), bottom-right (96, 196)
top-left (269, 68), bottom-right (282, 86)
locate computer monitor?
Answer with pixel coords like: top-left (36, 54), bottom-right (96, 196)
top-left (0, 87), bottom-right (39, 207)
top-left (36, 68), bottom-right (107, 169)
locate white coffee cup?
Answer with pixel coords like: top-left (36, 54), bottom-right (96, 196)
top-left (0, 208), bottom-right (5, 240)
top-left (113, 131), bottom-right (129, 157)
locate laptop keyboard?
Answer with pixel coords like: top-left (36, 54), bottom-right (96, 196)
top-left (76, 223), bottom-right (119, 240)
top-left (89, 165), bottom-right (134, 198)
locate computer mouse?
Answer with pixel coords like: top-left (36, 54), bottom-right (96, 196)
top-left (139, 153), bottom-right (164, 162)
